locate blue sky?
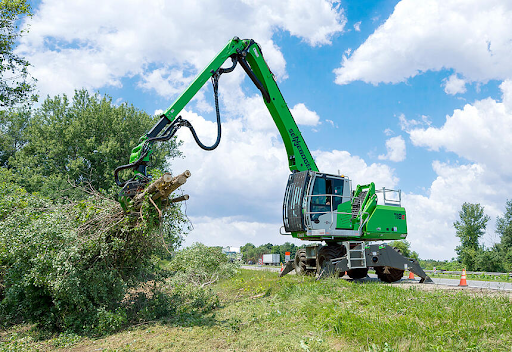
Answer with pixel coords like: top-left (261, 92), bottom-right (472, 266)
top-left (17, 0), bottom-right (512, 260)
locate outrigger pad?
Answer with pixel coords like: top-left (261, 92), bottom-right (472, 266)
top-left (279, 259), bottom-right (296, 277)
top-left (354, 244), bottom-right (432, 284)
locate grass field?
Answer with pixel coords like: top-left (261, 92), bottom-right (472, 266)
top-left (1, 269), bottom-right (511, 351)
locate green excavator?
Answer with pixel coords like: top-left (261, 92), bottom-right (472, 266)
top-left (114, 37), bottom-right (431, 283)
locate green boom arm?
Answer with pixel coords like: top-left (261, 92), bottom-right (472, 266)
top-left (115, 37), bottom-right (318, 190)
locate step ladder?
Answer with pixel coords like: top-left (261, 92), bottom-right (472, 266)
top-left (347, 241), bottom-right (366, 269)
top-left (351, 191), bottom-right (367, 219)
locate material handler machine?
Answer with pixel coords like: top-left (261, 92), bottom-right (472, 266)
top-left (115, 37), bottom-right (432, 283)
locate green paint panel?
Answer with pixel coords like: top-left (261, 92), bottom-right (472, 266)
top-left (363, 205), bottom-right (407, 239)
top-left (336, 201), bottom-right (352, 229)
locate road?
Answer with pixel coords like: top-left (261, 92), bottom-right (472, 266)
top-left (243, 265), bottom-right (512, 291)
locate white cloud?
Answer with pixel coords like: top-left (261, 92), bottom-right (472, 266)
top-left (184, 216), bottom-right (304, 248)
top-left (401, 81), bottom-right (512, 259)
top-left (171, 108), bottom-right (290, 224)
top-left (290, 103), bottom-right (321, 126)
top-left (443, 74), bottom-right (467, 95)
top-left (169, 102), bottom-right (401, 248)
top-left (398, 113), bottom-right (431, 132)
top-left (378, 135), bottom-right (406, 162)
top-left (403, 161), bottom-right (506, 260)
top-left (17, 0), bottom-right (346, 99)
top-left (138, 68), bottom-right (194, 99)
top-left (314, 149), bottom-right (398, 188)
top-left (409, 80), bottom-right (512, 174)
top-left (383, 128), bottom-right (393, 136)
top-left (326, 119), bottom-right (338, 128)
top-left (353, 21), bottom-right (361, 32)
top-left (334, 0), bottom-right (512, 86)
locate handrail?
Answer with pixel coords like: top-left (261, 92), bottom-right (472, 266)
top-left (304, 208), bottom-right (369, 236)
top-left (376, 187), bottom-right (402, 206)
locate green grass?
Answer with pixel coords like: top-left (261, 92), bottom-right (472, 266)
top-left (2, 269), bottom-right (511, 351)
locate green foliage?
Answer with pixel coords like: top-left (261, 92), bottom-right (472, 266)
top-left (474, 248), bottom-right (505, 272)
top-left (454, 202), bottom-right (490, 270)
top-left (169, 243), bottom-right (239, 286)
top-left (0, 107), bottom-right (30, 167)
top-left (419, 258), bottom-right (464, 271)
top-left (496, 199), bottom-right (512, 270)
top-left (389, 240), bottom-right (419, 260)
top-left (148, 243), bottom-right (241, 325)
top-left (497, 199), bottom-right (512, 248)
top-left (0, 0), bottom-right (37, 107)
top-left (0, 169), bottom-right (187, 334)
top-left (10, 89), bottom-right (180, 199)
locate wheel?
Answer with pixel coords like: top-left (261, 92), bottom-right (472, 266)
top-left (375, 266), bottom-right (404, 283)
top-left (317, 244), bottom-right (346, 276)
top-left (347, 267), bottom-right (369, 279)
top-left (294, 249), bottom-right (307, 275)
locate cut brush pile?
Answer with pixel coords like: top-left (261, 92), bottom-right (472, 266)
top-left (0, 169), bottom-right (191, 334)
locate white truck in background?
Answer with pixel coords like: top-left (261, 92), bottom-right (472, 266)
top-left (262, 254), bottom-right (280, 265)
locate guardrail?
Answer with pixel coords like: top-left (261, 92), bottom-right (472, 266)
top-left (425, 270), bottom-right (512, 277)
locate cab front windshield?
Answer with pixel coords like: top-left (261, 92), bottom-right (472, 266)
top-left (310, 176), bottom-right (344, 222)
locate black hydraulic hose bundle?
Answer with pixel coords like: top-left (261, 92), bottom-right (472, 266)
top-left (114, 58), bottom-right (233, 187)
top-left (114, 46), bottom-right (272, 188)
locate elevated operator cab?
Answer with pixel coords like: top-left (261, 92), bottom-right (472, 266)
top-left (283, 171), bottom-right (407, 241)
top-left (283, 171), bottom-right (352, 234)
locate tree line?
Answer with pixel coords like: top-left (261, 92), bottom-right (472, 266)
top-left (452, 201), bottom-right (512, 272)
top-left (240, 242), bottom-right (304, 264)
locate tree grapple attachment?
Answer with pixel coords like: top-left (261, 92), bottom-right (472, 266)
top-left (118, 170), bottom-right (191, 213)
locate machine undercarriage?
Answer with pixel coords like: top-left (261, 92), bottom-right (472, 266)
top-left (280, 242), bottom-right (432, 283)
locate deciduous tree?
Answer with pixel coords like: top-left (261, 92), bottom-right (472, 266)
top-left (11, 89), bottom-right (180, 198)
top-left (496, 199), bottom-right (512, 271)
top-left (454, 202), bottom-right (490, 270)
top-left (0, 0), bottom-right (37, 107)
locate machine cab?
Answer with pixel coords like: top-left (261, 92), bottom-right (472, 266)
top-left (283, 171), bottom-right (352, 233)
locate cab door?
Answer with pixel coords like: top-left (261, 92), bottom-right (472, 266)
top-left (307, 173), bottom-right (348, 230)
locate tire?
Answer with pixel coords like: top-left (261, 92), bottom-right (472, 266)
top-left (317, 244), bottom-right (346, 276)
top-left (375, 266), bottom-right (404, 283)
top-left (294, 249), bottom-right (308, 275)
top-left (347, 267), bottom-right (369, 279)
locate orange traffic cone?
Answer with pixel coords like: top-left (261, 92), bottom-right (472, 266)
top-left (459, 268), bottom-right (468, 287)
top-left (408, 271), bottom-right (414, 279)
top-left (280, 263), bottom-right (284, 272)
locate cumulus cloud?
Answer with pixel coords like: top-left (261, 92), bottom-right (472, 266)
top-left (16, 0), bottom-right (346, 99)
top-left (378, 135), bottom-right (406, 162)
top-left (409, 80), bottom-right (512, 174)
top-left (398, 114), bottom-right (431, 132)
top-left (403, 161), bottom-right (507, 260)
top-left (171, 109), bottom-right (289, 222)
top-left (401, 81), bottom-right (512, 259)
top-left (183, 216), bottom-right (303, 248)
top-left (314, 149), bottom-right (398, 188)
top-left (443, 74), bottom-right (467, 95)
top-left (334, 0), bottom-right (512, 86)
top-left (170, 101), bottom-right (401, 247)
top-left (353, 21), bottom-right (361, 32)
top-left (290, 103), bottom-right (321, 126)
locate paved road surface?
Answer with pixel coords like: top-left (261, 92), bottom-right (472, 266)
top-left (243, 265), bottom-right (512, 291)
top-left (428, 277), bottom-right (512, 291)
